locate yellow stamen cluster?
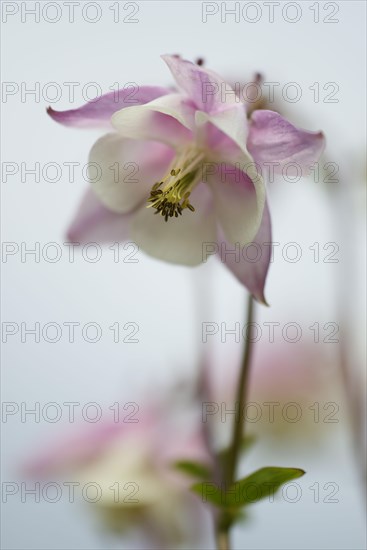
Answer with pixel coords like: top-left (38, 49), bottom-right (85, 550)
top-left (147, 169), bottom-right (197, 222)
top-left (147, 149), bottom-right (204, 222)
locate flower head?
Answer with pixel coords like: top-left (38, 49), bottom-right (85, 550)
top-left (25, 400), bottom-right (212, 548)
top-left (48, 55), bottom-right (325, 303)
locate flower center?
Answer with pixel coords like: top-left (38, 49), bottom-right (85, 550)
top-left (147, 147), bottom-right (205, 222)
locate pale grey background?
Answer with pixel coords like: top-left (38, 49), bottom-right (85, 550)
top-left (1, 1), bottom-right (366, 549)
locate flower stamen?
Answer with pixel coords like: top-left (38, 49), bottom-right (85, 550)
top-left (147, 148), bottom-right (204, 221)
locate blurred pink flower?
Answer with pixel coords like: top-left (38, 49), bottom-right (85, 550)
top-left (49, 55), bottom-right (325, 303)
top-left (204, 339), bottom-right (340, 443)
top-left (26, 401), bottom-right (213, 548)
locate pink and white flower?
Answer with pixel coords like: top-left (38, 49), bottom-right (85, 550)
top-left (25, 402), bottom-right (213, 548)
top-left (49, 55), bottom-right (325, 303)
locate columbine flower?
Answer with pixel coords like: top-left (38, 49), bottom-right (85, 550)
top-left (25, 402), bottom-right (212, 548)
top-left (48, 55), bottom-right (325, 303)
top-left (204, 340), bottom-right (337, 442)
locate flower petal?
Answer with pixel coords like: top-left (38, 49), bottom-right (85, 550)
top-left (195, 104), bottom-right (249, 156)
top-left (130, 183), bottom-right (216, 266)
top-left (47, 86), bottom-right (171, 129)
top-left (218, 201), bottom-right (272, 304)
top-left (111, 93), bottom-right (195, 148)
top-left (162, 55), bottom-right (238, 113)
top-left (66, 189), bottom-right (132, 243)
top-left (208, 158), bottom-right (265, 248)
top-left (89, 134), bottom-right (174, 213)
top-left (247, 110), bottom-right (325, 174)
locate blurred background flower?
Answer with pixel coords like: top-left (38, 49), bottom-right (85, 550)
top-left (25, 389), bottom-right (214, 549)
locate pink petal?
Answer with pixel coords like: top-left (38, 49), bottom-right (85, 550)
top-left (25, 413), bottom-right (159, 477)
top-left (66, 189), bottom-right (132, 243)
top-left (162, 55), bottom-right (238, 114)
top-left (47, 86), bottom-right (171, 129)
top-left (111, 93), bottom-right (195, 148)
top-left (247, 110), bottom-right (325, 175)
top-left (218, 201), bottom-right (272, 304)
top-left (24, 422), bottom-right (130, 476)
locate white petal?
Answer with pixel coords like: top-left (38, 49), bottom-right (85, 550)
top-left (130, 184), bottom-right (216, 266)
top-left (89, 134), bottom-right (174, 213)
top-left (195, 103), bottom-right (249, 155)
top-left (208, 157), bottom-right (265, 247)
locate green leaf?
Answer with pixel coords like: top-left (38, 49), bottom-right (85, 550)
top-left (231, 467), bottom-right (305, 507)
top-left (173, 460), bottom-right (212, 480)
top-left (191, 480), bottom-right (224, 506)
top-left (192, 466), bottom-right (305, 508)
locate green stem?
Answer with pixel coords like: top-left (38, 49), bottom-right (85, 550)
top-left (215, 529), bottom-right (230, 550)
top-left (226, 293), bottom-right (254, 487)
top-left (216, 294), bottom-right (255, 549)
